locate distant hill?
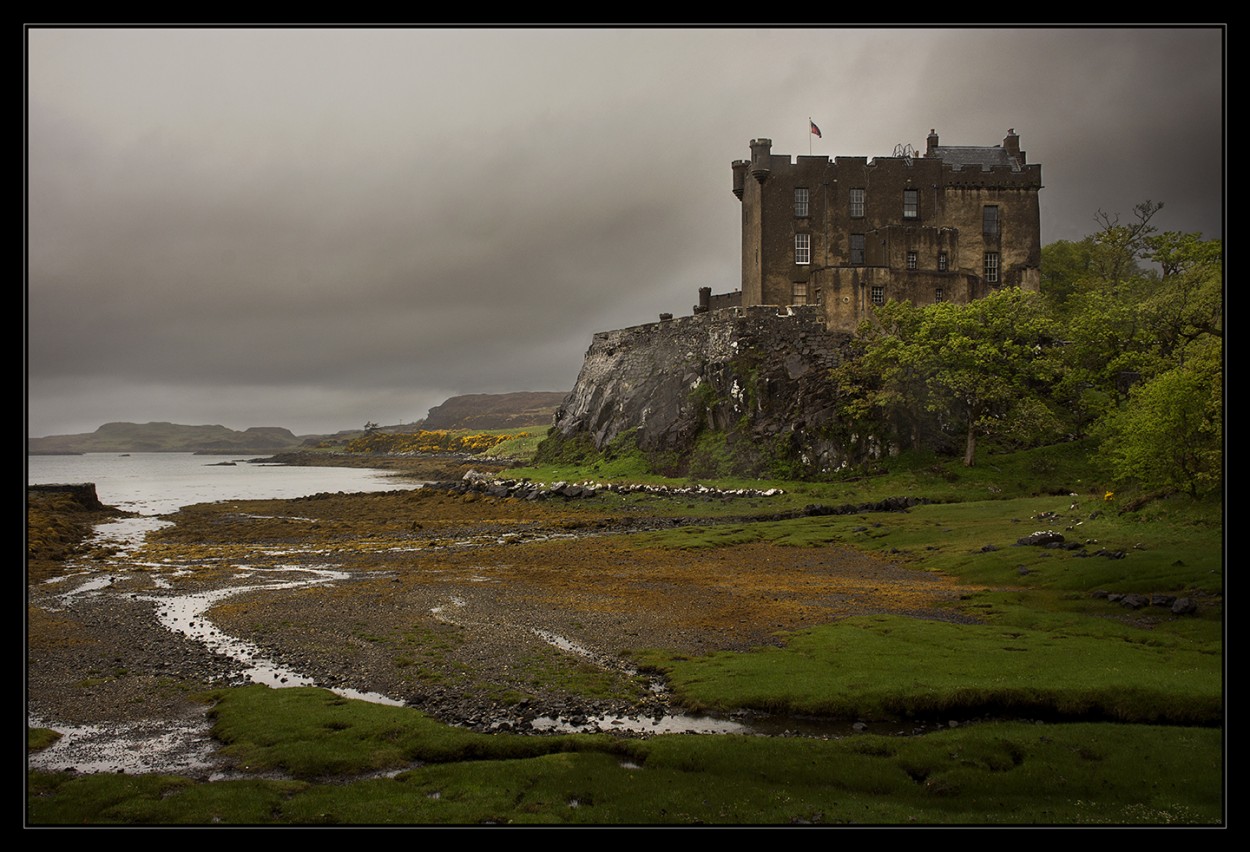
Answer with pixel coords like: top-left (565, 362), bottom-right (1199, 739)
top-left (28, 392), bottom-right (570, 455)
top-left (28, 422), bottom-right (307, 455)
top-left (419, 392), bottom-right (567, 431)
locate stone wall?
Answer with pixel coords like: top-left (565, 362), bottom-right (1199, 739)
top-left (549, 306), bottom-right (859, 475)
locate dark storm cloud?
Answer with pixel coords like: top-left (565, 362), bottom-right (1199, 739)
top-left (26, 27), bottom-right (1224, 437)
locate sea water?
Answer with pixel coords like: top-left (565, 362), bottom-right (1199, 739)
top-left (27, 452), bottom-right (403, 516)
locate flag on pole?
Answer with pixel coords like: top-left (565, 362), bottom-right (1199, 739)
top-left (810, 120), bottom-right (822, 138)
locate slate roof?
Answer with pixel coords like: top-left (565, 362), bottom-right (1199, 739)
top-left (930, 145), bottom-right (1021, 172)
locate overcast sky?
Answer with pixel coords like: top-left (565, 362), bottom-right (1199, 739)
top-left (26, 26), bottom-right (1225, 438)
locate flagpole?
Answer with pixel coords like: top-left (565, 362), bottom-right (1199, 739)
top-left (809, 117), bottom-right (812, 156)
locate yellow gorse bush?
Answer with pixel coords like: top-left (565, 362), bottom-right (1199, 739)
top-left (344, 430), bottom-right (529, 455)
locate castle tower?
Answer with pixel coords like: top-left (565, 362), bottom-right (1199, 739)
top-left (727, 129), bottom-right (1042, 332)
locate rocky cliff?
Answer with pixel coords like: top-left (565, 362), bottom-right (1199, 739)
top-left (546, 306), bottom-right (858, 477)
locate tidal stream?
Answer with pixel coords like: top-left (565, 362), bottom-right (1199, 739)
top-left (28, 454), bottom-right (758, 776)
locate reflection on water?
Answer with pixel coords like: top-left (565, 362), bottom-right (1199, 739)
top-left (28, 452), bottom-right (401, 517)
top-left (26, 714), bottom-right (227, 778)
top-left (529, 713), bottom-right (749, 736)
top-left (143, 564), bottom-right (406, 706)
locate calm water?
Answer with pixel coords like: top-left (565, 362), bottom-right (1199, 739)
top-left (27, 452), bottom-right (405, 516)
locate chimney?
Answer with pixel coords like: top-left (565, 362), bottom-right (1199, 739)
top-left (1003, 128), bottom-right (1021, 161)
top-left (926, 128), bottom-right (939, 157)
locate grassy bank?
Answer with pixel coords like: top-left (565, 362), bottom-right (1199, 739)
top-left (27, 438), bottom-right (1223, 825)
top-left (28, 686), bottom-right (1221, 825)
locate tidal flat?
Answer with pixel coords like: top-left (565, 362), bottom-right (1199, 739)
top-left (26, 451), bottom-right (1224, 825)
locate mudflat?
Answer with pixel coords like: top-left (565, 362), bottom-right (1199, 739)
top-left (28, 485), bottom-right (970, 737)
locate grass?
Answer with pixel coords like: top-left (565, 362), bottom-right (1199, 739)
top-left (204, 685), bottom-right (621, 779)
top-left (27, 727), bottom-right (62, 751)
top-left (27, 439), bottom-right (1224, 825)
top-left (620, 461), bottom-right (1221, 729)
top-left (27, 686), bottom-right (1222, 825)
top-left (639, 614), bottom-right (1221, 723)
top-left (516, 646), bottom-right (651, 703)
top-left (628, 494), bottom-right (1222, 594)
top-left (480, 430), bottom-right (546, 461)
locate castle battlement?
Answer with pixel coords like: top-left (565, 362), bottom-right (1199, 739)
top-left (726, 128), bottom-right (1042, 331)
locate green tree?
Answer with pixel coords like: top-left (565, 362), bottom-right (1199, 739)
top-left (1088, 200), bottom-right (1164, 290)
top-left (1095, 335), bottom-right (1222, 497)
top-left (834, 299), bottom-right (939, 457)
top-left (1048, 284), bottom-right (1163, 430)
top-left (1042, 213), bottom-right (1222, 435)
top-left (1140, 233), bottom-right (1223, 361)
top-left (1040, 238), bottom-right (1098, 310)
top-left (840, 289), bottom-right (1061, 467)
top-left (1087, 231), bottom-right (1223, 497)
top-left (921, 290), bottom-right (1062, 466)
top-left (1146, 230), bottom-right (1222, 280)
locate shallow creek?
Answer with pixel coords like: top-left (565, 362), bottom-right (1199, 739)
top-left (29, 511), bottom-right (767, 777)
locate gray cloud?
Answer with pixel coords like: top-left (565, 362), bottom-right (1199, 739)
top-left (26, 27), bottom-right (1224, 437)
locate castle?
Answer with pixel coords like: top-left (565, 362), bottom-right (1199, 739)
top-left (700, 129), bottom-right (1042, 332)
top-left (548, 127), bottom-right (1044, 473)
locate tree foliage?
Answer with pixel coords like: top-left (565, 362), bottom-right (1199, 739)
top-left (1040, 211), bottom-right (1222, 432)
top-left (1139, 231), bottom-right (1223, 360)
top-left (836, 201), bottom-right (1222, 493)
top-left (838, 289), bottom-right (1060, 467)
top-left (1095, 336), bottom-right (1222, 497)
top-left (1088, 200), bottom-right (1164, 289)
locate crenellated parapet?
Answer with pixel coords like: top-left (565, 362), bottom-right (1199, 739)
top-left (730, 147), bottom-right (1040, 189)
top-left (728, 128), bottom-right (1042, 331)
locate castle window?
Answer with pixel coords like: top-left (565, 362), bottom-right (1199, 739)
top-left (795, 234), bottom-right (810, 265)
top-left (983, 205), bottom-right (1000, 236)
top-left (849, 188), bottom-right (865, 219)
top-left (871, 285), bottom-right (885, 305)
top-left (935, 288), bottom-right (945, 302)
top-left (794, 188), bottom-right (809, 218)
top-left (984, 252), bottom-right (1000, 283)
top-left (850, 234), bottom-right (865, 266)
top-left (903, 189), bottom-right (919, 219)
top-left (906, 251), bottom-right (917, 271)
top-left (792, 282), bottom-right (808, 305)
top-left (938, 251), bottom-right (948, 272)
